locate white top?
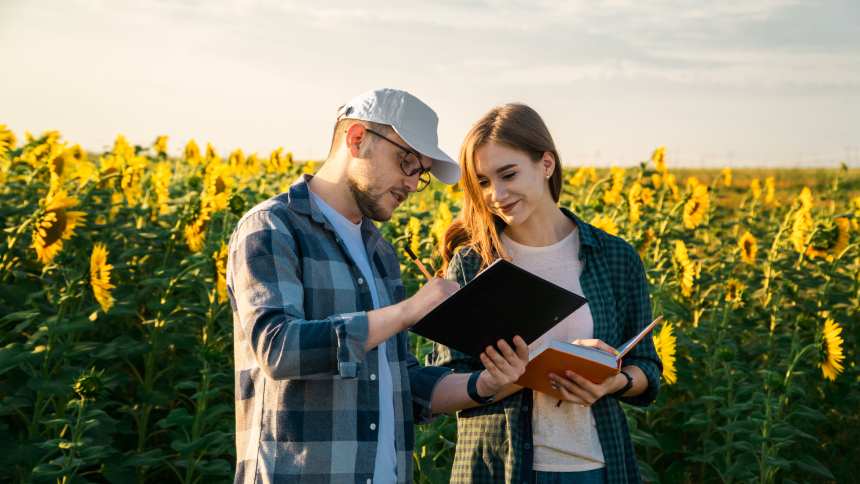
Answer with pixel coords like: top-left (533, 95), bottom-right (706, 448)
top-left (501, 228), bottom-right (606, 472)
top-left (311, 192), bottom-right (397, 484)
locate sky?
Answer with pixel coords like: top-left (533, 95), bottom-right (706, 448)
top-left (1, 0), bottom-right (859, 167)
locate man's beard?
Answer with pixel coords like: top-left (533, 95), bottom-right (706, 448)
top-left (347, 174), bottom-right (391, 222)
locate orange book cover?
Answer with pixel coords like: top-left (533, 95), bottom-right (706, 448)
top-left (515, 316), bottom-right (662, 400)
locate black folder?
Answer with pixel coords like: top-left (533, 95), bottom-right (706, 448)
top-left (410, 258), bottom-right (588, 357)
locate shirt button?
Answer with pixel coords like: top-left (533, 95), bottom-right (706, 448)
top-left (524, 443), bottom-right (531, 450)
top-left (370, 373), bottom-right (377, 381)
top-left (370, 423), bottom-right (377, 431)
top-left (357, 277), bottom-right (364, 285)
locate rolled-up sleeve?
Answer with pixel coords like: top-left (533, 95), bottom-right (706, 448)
top-left (228, 210), bottom-right (368, 380)
top-left (406, 352), bottom-right (453, 423)
top-left (618, 245), bottom-right (661, 406)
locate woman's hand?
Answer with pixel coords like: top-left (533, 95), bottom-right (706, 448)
top-left (549, 338), bottom-right (624, 405)
top-left (476, 336), bottom-right (530, 397)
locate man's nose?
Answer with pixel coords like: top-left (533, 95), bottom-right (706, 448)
top-left (403, 174), bottom-right (419, 193)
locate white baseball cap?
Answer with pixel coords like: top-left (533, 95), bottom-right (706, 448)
top-left (337, 88), bottom-right (460, 184)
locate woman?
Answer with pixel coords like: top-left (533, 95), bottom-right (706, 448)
top-left (432, 104), bottom-right (661, 484)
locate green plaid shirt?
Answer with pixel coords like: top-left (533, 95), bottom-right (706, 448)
top-left (429, 209), bottom-right (661, 484)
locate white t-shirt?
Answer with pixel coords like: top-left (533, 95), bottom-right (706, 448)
top-left (311, 192), bottom-right (397, 484)
top-left (501, 228), bottom-right (606, 472)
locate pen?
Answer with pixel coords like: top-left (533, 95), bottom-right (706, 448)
top-left (403, 246), bottom-right (433, 280)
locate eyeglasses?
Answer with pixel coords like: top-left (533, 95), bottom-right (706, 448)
top-left (364, 128), bottom-right (432, 192)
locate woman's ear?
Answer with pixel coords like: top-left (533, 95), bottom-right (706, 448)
top-left (542, 151), bottom-right (557, 178)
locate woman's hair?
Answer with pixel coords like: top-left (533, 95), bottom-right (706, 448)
top-left (440, 103), bottom-right (563, 272)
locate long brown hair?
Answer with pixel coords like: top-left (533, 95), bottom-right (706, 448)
top-left (441, 103), bottom-right (563, 272)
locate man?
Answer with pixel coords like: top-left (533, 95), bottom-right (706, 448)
top-left (227, 88), bottom-right (529, 484)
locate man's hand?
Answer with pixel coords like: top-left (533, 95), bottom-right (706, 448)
top-left (476, 336), bottom-right (530, 398)
top-left (400, 278), bottom-right (459, 329)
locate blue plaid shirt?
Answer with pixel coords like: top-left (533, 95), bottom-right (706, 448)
top-left (227, 175), bottom-right (451, 484)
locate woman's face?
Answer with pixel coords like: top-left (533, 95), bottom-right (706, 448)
top-left (474, 141), bottom-right (553, 226)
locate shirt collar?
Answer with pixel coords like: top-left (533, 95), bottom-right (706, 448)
top-left (492, 206), bottom-right (602, 253)
top-left (287, 174), bottom-right (384, 250)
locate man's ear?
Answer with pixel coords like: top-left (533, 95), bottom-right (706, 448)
top-left (345, 123), bottom-right (367, 158)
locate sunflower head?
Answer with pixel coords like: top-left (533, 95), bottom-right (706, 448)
top-left (185, 139), bottom-right (201, 166)
top-left (652, 322), bottom-right (677, 384)
top-left (807, 217), bottom-right (850, 261)
top-left (214, 243), bottom-right (229, 304)
top-left (90, 243), bottom-right (115, 312)
top-left (0, 124), bottom-right (17, 153)
top-left (32, 190), bottom-right (86, 265)
top-left (683, 184), bottom-right (709, 229)
top-left (820, 318), bottom-right (845, 381)
top-left (153, 135), bottom-right (168, 157)
top-left (651, 146), bottom-right (667, 173)
top-left (721, 167), bottom-right (732, 187)
top-left (750, 178), bottom-right (762, 200)
top-left (739, 231), bottom-right (758, 264)
top-left (590, 214), bottom-right (619, 236)
top-left (725, 279), bottom-right (745, 306)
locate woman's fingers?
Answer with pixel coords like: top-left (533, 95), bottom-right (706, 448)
top-left (549, 373), bottom-right (595, 405)
top-left (572, 338), bottom-right (618, 355)
top-left (512, 335), bottom-right (530, 362)
top-left (564, 371), bottom-right (602, 398)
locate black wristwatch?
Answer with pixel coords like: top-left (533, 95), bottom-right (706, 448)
top-left (611, 369), bottom-right (633, 398)
top-left (467, 371), bottom-right (495, 404)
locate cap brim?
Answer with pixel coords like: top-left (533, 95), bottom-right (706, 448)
top-left (391, 128), bottom-right (460, 184)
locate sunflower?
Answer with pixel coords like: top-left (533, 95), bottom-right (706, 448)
top-left (652, 322), bottom-right (677, 384)
top-left (120, 155), bottom-right (147, 207)
top-left (764, 176), bottom-right (776, 205)
top-left (651, 173), bottom-right (662, 189)
top-left (228, 148), bottom-right (245, 171)
top-left (627, 182), bottom-right (642, 224)
top-left (152, 162), bottom-right (172, 215)
top-left (214, 242), bottom-right (229, 304)
top-left (673, 240), bottom-right (696, 297)
top-left (601, 167), bottom-right (625, 206)
top-left (798, 186), bottom-right (813, 211)
top-left (590, 214), bottom-right (619, 236)
top-left (267, 147), bottom-right (293, 174)
top-left (570, 166), bottom-right (597, 188)
top-left (184, 139), bottom-right (201, 166)
top-left (725, 279), bottom-right (745, 306)
top-left (750, 178), bottom-right (761, 201)
top-left (431, 202), bottom-right (453, 245)
top-left (153, 135), bottom-right (168, 158)
top-left (806, 217), bottom-right (850, 261)
top-left (637, 228), bottom-right (655, 259)
top-left (205, 142), bottom-right (219, 163)
top-left (302, 160), bottom-right (319, 175)
top-left (651, 146), bottom-right (667, 174)
top-left (90, 243), bottom-right (115, 312)
top-left (739, 231), bottom-right (758, 264)
top-left (112, 134), bottom-right (134, 159)
top-left (32, 189), bottom-right (87, 265)
top-left (721, 167), bottom-right (732, 187)
top-left (185, 204), bottom-right (211, 253)
top-left (820, 318), bottom-right (845, 381)
top-left (683, 184), bottom-right (709, 229)
top-left (202, 162), bottom-right (234, 212)
top-left (0, 124), bottom-right (16, 153)
top-left (665, 173), bottom-right (680, 200)
top-left (407, 216), bottom-right (422, 256)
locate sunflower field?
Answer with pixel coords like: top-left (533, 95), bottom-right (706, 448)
top-left (0, 126), bottom-right (857, 483)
